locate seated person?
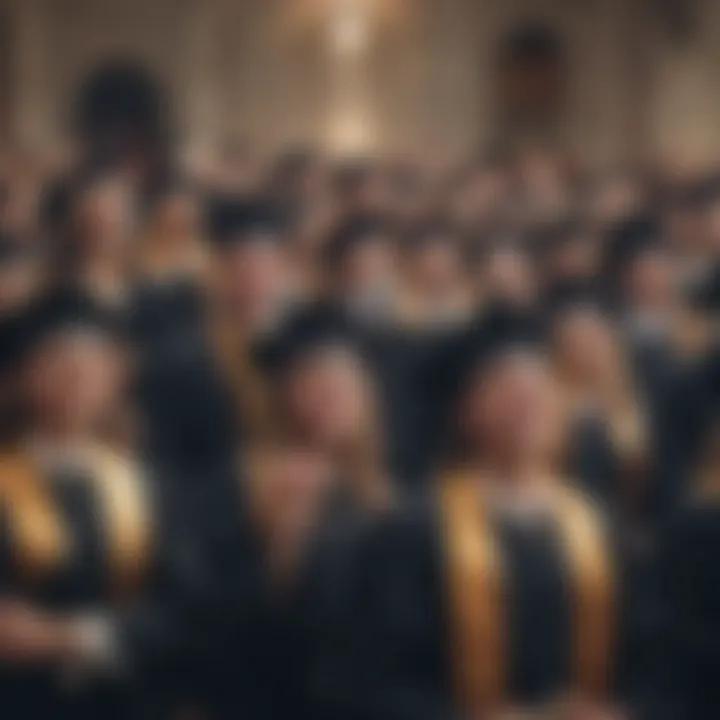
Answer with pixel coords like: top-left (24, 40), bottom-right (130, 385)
top-left (0, 289), bottom-right (202, 719)
top-left (660, 409), bottom-right (720, 720)
top-left (195, 307), bottom-right (392, 720)
top-left (353, 336), bottom-right (649, 720)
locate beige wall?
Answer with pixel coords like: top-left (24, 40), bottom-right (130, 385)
top-left (4, 0), bottom-right (720, 164)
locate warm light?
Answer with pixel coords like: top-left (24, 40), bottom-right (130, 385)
top-left (327, 112), bottom-right (372, 154)
top-left (329, 0), bottom-right (370, 57)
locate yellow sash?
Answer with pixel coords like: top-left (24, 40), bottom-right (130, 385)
top-left (441, 474), bottom-right (614, 714)
top-left (0, 449), bottom-right (153, 600)
top-left (87, 447), bottom-right (154, 601)
top-left (0, 454), bottom-right (70, 584)
top-left (440, 473), bottom-right (505, 713)
top-left (552, 485), bottom-right (615, 699)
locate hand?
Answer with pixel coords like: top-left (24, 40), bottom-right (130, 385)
top-left (0, 599), bottom-right (74, 666)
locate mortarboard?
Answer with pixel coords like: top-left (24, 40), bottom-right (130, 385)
top-left (205, 196), bottom-right (288, 250)
top-left (449, 301), bottom-right (547, 399)
top-left (254, 303), bottom-right (368, 379)
top-left (12, 288), bottom-right (128, 364)
top-left (604, 214), bottom-right (663, 281)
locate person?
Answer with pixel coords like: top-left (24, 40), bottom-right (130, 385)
top-left (393, 221), bottom-right (474, 331)
top-left (193, 307), bottom-right (392, 719)
top-left (0, 289), bottom-right (203, 719)
top-left (533, 219), bottom-right (602, 307)
top-left (365, 221), bottom-right (479, 489)
top-left (0, 234), bottom-right (42, 319)
top-left (353, 337), bottom-right (647, 719)
top-left (137, 196), bottom-right (294, 480)
top-left (60, 170), bottom-right (137, 308)
top-left (131, 179), bottom-right (207, 368)
top-left (135, 180), bottom-right (205, 286)
top-left (659, 410), bottom-right (720, 719)
top-left (0, 233), bottom-right (44, 446)
top-left (255, 305), bottom-right (392, 508)
top-left (478, 241), bottom-right (539, 313)
top-left (321, 214), bottom-right (397, 326)
top-left (549, 297), bottom-right (648, 508)
top-left (610, 217), bottom-right (713, 520)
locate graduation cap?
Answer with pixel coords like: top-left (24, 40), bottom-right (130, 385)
top-left (205, 196), bottom-right (288, 250)
top-left (11, 289), bottom-right (128, 364)
top-left (604, 214), bottom-right (663, 281)
top-left (542, 278), bottom-right (613, 322)
top-left (449, 302), bottom-right (547, 399)
top-left (254, 303), bottom-right (369, 379)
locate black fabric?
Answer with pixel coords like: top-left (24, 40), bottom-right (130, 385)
top-left (205, 196), bottom-right (287, 249)
top-left (351, 493), bottom-right (655, 718)
top-left (12, 287), bottom-right (128, 364)
top-left (133, 288), bottom-right (239, 482)
top-left (186, 471), bottom-right (375, 720)
top-left (658, 500), bottom-right (720, 719)
top-left (0, 459), bottom-right (206, 720)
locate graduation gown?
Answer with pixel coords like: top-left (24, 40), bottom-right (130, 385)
top-left (352, 476), bottom-right (653, 719)
top-left (134, 289), bottom-right (243, 482)
top-left (189, 470), bottom-right (377, 720)
top-left (659, 494), bottom-right (720, 719)
top-left (364, 304), bottom-right (473, 491)
top-left (0, 447), bottom-right (204, 719)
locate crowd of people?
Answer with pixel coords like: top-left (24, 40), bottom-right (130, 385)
top-left (0, 65), bottom-right (719, 719)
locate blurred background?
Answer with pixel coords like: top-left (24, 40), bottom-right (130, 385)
top-left (2, 0), bottom-right (720, 166)
top-left (1, 3), bottom-right (720, 718)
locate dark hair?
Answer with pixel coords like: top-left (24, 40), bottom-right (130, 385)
top-left (323, 214), bottom-right (390, 269)
top-left (73, 61), bottom-right (170, 168)
top-left (76, 62), bottom-right (164, 134)
top-left (499, 22), bottom-right (565, 68)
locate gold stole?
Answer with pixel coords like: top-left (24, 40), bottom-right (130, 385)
top-left (440, 474), bottom-right (614, 715)
top-left (0, 448), bottom-right (153, 600)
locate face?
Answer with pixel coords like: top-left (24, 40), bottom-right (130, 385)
top-left (462, 352), bottom-right (562, 465)
top-left (553, 309), bottom-right (621, 387)
top-left (154, 192), bottom-right (199, 240)
top-left (210, 237), bottom-right (289, 324)
top-left (592, 176), bottom-right (644, 226)
top-left (406, 238), bottom-right (462, 294)
top-left (0, 257), bottom-right (40, 315)
top-left (74, 178), bottom-right (135, 258)
top-left (548, 236), bottom-right (599, 282)
top-left (484, 247), bottom-right (537, 305)
top-left (283, 347), bottom-right (372, 448)
top-left (22, 331), bottom-right (126, 435)
top-left (254, 445), bottom-right (334, 538)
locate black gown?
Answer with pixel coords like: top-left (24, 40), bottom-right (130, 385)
top-left (189, 470), bottom-right (377, 720)
top-left (374, 324), bottom-right (463, 489)
top-left (659, 495), bottom-right (720, 720)
top-left (0, 449), bottom-right (205, 719)
top-left (350, 486), bottom-right (658, 720)
top-left (133, 287), bottom-right (240, 483)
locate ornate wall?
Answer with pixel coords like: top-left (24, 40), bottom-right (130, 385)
top-left (3, 0), bottom-right (720, 165)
